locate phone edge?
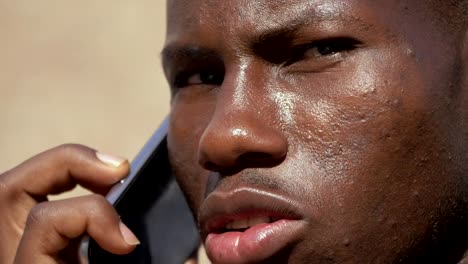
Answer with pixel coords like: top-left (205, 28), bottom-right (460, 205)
top-left (79, 116), bottom-right (169, 264)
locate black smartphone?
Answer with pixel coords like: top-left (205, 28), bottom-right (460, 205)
top-left (80, 117), bottom-right (200, 264)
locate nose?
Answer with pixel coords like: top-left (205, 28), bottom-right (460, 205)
top-left (197, 64), bottom-right (288, 174)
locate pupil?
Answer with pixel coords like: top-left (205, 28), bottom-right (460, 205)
top-left (202, 73), bottom-right (215, 82)
top-left (318, 45), bottom-right (334, 55)
top-left (201, 72), bottom-right (222, 85)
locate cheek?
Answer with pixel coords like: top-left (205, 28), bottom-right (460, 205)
top-left (283, 51), bottom-right (465, 258)
top-left (167, 91), bottom-right (215, 213)
top-left (304, 57), bottom-right (463, 260)
top-left (290, 47), bottom-right (448, 173)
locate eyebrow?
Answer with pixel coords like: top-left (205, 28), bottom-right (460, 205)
top-left (161, 3), bottom-right (374, 67)
top-left (251, 8), bottom-right (372, 43)
top-left (161, 45), bottom-right (219, 67)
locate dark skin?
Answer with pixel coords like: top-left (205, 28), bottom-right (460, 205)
top-left (1, 0), bottom-right (468, 263)
top-left (0, 145), bottom-right (138, 264)
top-left (164, 0), bottom-right (468, 263)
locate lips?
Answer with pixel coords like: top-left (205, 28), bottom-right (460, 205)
top-left (199, 187), bottom-right (306, 264)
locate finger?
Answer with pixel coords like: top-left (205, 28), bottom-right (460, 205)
top-left (14, 194), bottom-right (139, 264)
top-left (1, 144), bottom-right (130, 197)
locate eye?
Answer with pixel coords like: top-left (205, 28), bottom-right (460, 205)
top-left (288, 37), bottom-right (361, 65)
top-left (305, 44), bottom-right (341, 57)
top-left (187, 72), bottom-right (222, 85)
top-left (174, 70), bottom-right (224, 88)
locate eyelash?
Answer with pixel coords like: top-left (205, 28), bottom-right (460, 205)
top-left (174, 69), bottom-right (224, 89)
top-left (287, 37), bottom-right (361, 65)
top-left (172, 37), bottom-right (361, 89)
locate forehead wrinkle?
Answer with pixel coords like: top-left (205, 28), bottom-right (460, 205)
top-left (166, 0), bottom-right (378, 51)
top-left (228, 1), bottom-right (375, 48)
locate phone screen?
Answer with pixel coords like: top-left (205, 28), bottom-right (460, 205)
top-left (85, 119), bottom-right (200, 264)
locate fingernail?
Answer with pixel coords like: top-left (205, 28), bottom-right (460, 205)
top-left (119, 221), bottom-right (140, 245)
top-left (96, 152), bottom-right (126, 167)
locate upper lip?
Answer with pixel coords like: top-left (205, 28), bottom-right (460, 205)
top-left (198, 186), bottom-right (305, 238)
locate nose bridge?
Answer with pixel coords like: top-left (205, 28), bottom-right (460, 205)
top-left (197, 59), bottom-right (288, 172)
top-left (220, 58), bottom-right (266, 115)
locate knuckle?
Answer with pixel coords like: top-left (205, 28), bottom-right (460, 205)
top-left (51, 144), bottom-right (95, 166)
top-left (87, 194), bottom-right (112, 215)
top-left (0, 170), bottom-right (16, 200)
top-left (0, 178), bottom-right (8, 201)
top-left (27, 202), bottom-right (50, 226)
top-left (0, 174), bottom-right (9, 194)
top-left (54, 143), bottom-right (90, 157)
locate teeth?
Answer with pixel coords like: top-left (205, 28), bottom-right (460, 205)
top-left (232, 219), bottom-right (248, 229)
top-left (248, 216), bottom-right (271, 226)
top-left (225, 216), bottom-right (272, 230)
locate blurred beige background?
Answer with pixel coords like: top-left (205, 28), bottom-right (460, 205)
top-left (0, 1), bottom-right (169, 198)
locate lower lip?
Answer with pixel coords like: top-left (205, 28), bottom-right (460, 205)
top-left (205, 219), bottom-right (304, 264)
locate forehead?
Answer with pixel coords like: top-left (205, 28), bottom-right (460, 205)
top-left (165, 0), bottom-right (418, 41)
top-left (167, 0), bottom-right (360, 24)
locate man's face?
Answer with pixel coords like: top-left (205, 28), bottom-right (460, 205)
top-left (163, 0), bottom-right (468, 263)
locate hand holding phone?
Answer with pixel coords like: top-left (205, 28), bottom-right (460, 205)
top-left (82, 117), bottom-right (200, 264)
top-left (0, 146), bottom-right (133, 264)
top-left (0, 117), bottom-right (196, 264)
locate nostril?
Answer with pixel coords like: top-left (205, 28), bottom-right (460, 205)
top-left (239, 151), bottom-right (286, 168)
top-left (240, 152), bottom-right (274, 162)
top-left (201, 151), bottom-right (285, 174)
top-left (204, 161), bottom-right (220, 171)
